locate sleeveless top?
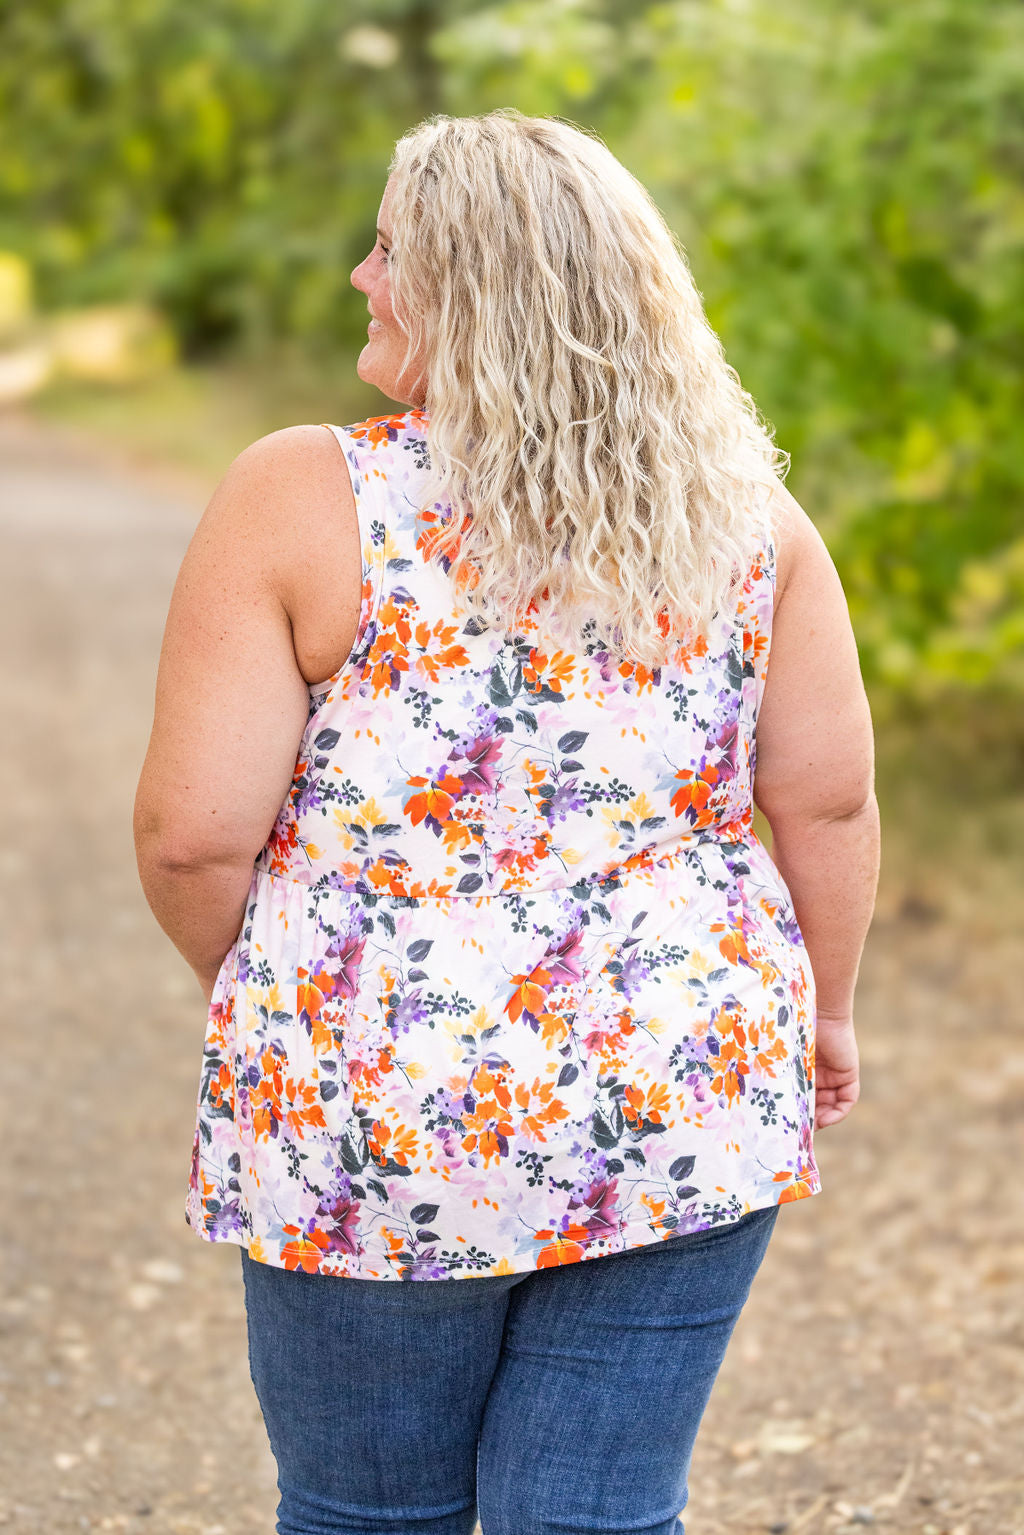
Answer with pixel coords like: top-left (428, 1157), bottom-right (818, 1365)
top-left (185, 408), bottom-right (820, 1280)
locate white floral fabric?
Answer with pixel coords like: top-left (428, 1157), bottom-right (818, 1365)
top-left (185, 408), bottom-right (820, 1280)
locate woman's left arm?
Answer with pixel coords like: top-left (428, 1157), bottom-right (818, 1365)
top-left (133, 433), bottom-right (315, 1001)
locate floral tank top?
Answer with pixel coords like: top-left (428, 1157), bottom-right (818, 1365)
top-left (185, 407), bottom-right (820, 1281)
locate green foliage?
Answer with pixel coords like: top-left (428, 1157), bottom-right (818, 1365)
top-left (1, 0), bottom-right (1020, 704)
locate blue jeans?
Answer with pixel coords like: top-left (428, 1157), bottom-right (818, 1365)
top-left (240, 1204), bottom-right (779, 1535)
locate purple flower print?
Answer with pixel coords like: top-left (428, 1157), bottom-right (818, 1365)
top-left (449, 732), bottom-right (503, 794)
top-left (545, 926), bottom-right (585, 987)
top-left (433, 1125), bottom-right (464, 1160)
top-left (675, 1205), bottom-right (712, 1236)
top-left (568, 1175), bottom-right (620, 1241)
top-left (708, 716), bottom-right (739, 779)
top-left (615, 946), bottom-right (652, 1000)
top-left (314, 1190), bottom-right (362, 1256)
top-left (543, 779), bottom-right (587, 823)
top-left (682, 1071), bottom-right (716, 1112)
top-left (773, 907), bottom-right (804, 945)
top-left (321, 932), bottom-right (367, 1000)
top-left (205, 1190), bottom-right (245, 1240)
top-left (432, 1087), bottom-right (465, 1124)
top-left (387, 988), bottom-right (430, 1037)
top-left (293, 771), bottom-right (327, 819)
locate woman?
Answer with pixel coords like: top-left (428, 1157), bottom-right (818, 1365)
top-left (135, 110), bottom-right (879, 1535)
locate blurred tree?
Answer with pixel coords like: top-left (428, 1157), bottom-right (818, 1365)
top-left (0, 0), bottom-right (1020, 713)
top-left (435, 0), bottom-right (1024, 706)
top-left (0, 0), bottom-right (447, 353)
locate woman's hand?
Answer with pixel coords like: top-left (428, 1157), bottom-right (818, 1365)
top-left (812, 1011), bottom-right (860, 1130)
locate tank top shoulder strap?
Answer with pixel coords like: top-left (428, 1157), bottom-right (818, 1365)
top-left (753, 478), bottom-right (778, 592)
top-left (318, 421), bottom-right (391, 681)
top-left (742, 487), bottom-right (778, 726)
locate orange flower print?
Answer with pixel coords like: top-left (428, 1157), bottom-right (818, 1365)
top-left (621, 1080), bottom-right (672, 1131)
top-left (773, 1122), bottom-right (819, 1202)
top-left (281, 1225), bottom-right (330, 1274)
top-left (513, 1076), bottom-right (571, 1142)
top-left (414, 619), bottom-right (470, 681)
top-left (776, 1173), bottom-right (815, 1202)
top-left (505, 964), bottom-right (552, 1026)
top-left (460, 1064), bottom-right (515, 1165)
top-left (666, 628), bottom-right (709, 672)
top-left (706, 1013), bottom-right (752, 1106)
top-left (413, 502), bottom-right (473, 572)
top-left (349, 410), bottom-right (428, 448)
top-left (639, 1191), bottom-right (674, 1233)
top-left (367, 596), bottom-right (413, 694)
top-left (266, 808), bottom-right (302, 875)
top-left (405, 769), bottom-right (464, 831)
top-left (744, 628), bottom-right (768, 667)
top-left (710, 921), bottom-right (753, 968)
top-left (369, 1117), bottom-right (419, 1169)
top-left (581, 1007), bottom-right (637, 1064)
top-left (283, 1077), bottom-right (327, 1138)
top-left (615, 657), bottom-right (660, 693)
top-left (523, 648), bottom-right (575, 696)
top-left (670, 763), bottom-right (721, 827)
top-left (534, 1224), bottom-right (592, 1268)
top-left (208, 1061), bottom-right (234, 1113)
top-left (249, 1044), bottom-right (286, 1142)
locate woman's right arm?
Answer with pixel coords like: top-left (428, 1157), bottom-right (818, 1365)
top-left (753, 484), bottom-right (881, 1129)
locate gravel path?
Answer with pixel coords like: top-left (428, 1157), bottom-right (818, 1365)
top-left (1, 409), bottom-right (1021, 1535)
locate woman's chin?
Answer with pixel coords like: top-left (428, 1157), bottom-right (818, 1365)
top-left (354, 351), bottom-right (419, 409)
top-left (355, 351), bottom-right (382, 387)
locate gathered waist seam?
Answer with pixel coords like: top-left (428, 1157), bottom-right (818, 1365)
top-left (252, 816), bottom-right (755, 902)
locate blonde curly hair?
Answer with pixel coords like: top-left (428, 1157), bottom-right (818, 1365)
top-left (384, 108), bottom-right (789, 666)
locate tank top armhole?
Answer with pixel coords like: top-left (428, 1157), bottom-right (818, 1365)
top-left (751, 492), bottom-right (778, 726)
top-left (758, 479), bottom-right (779, 595)
top-left (311, 423), bottom-right (387, 701)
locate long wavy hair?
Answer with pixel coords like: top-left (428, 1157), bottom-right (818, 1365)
top-left (384, 108), bottom-right (789, 665)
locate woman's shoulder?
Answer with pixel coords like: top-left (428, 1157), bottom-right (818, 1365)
top-left (201, 425), bottom-right (366, 684)
top-left (220, 408), bottom-right (429, 544)
top-left (202, 424), bottom-right (360, 596)
top-left (225, 422), bottom-right (351, 485)
top-left (218, 422), bottom-right (363, 528)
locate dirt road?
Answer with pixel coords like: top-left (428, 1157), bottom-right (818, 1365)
top-left (1, 409), bottom-right (1021, 1535)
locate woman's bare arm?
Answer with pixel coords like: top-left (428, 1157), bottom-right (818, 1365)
top-left (753, 485), bottom-right (881, 1126)
top-left (133, 428), bottom-right (336, 998)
